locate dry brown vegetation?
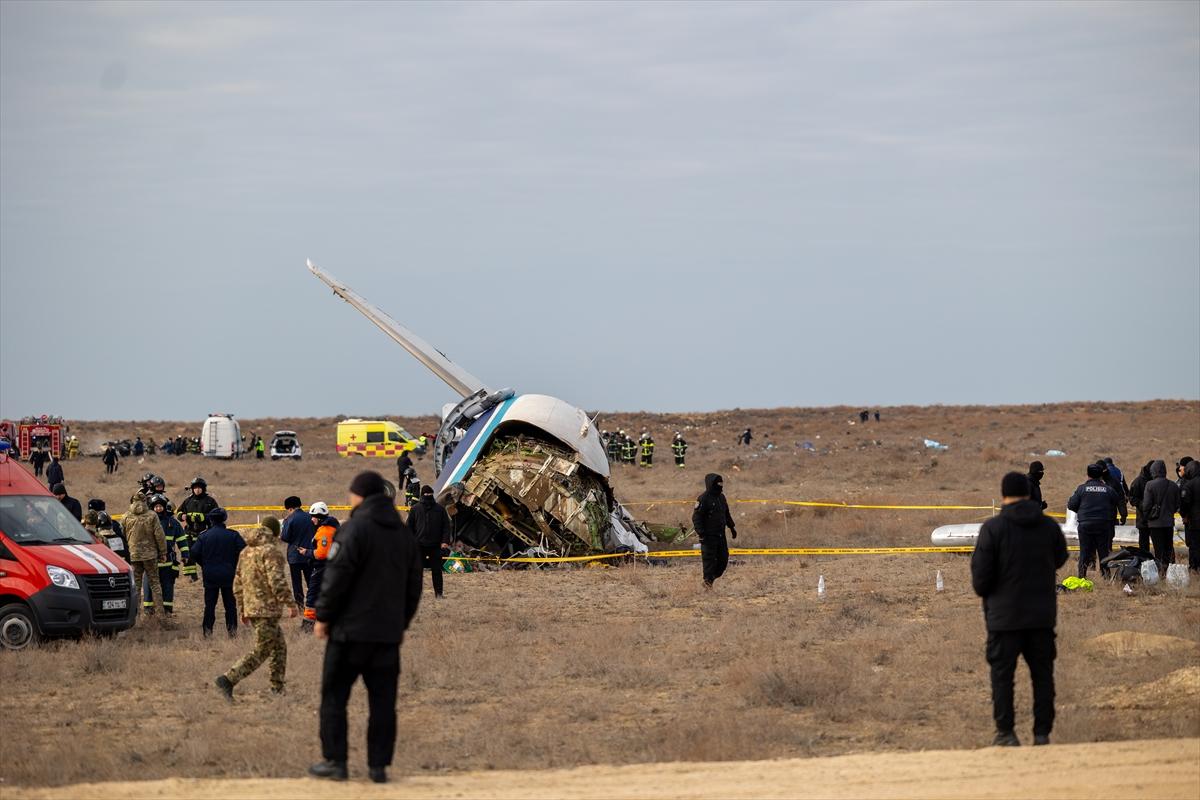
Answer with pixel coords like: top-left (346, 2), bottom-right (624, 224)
top-left (1, 401), bottom-right (1198, 789)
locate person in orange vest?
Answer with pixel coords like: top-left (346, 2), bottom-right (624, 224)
top-left (302, 501), bottom-right (340, 633)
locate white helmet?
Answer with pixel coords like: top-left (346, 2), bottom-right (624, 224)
top-left (308, 501), bottom-right (329, 516)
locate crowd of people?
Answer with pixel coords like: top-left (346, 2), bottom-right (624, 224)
top-left (600, 430), bottom-right (687, 468)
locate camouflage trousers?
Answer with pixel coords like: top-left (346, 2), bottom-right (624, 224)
top-left (225, 618), bottom-right (287, 691)
top-left (131, 559), bottom-right (165, 616)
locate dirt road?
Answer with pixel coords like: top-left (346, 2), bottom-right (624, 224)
top-left (10, 738), bottom-right (1198, 800)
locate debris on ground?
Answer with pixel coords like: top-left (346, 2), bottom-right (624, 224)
top-left (923, 439), bottom-right (949, 451)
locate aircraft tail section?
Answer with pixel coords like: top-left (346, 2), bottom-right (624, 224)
top-left (307, 259), bottom-right (489, 398)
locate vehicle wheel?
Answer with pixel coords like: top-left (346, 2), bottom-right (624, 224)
top-left (0, 603), bottom-right (39, 650)
top-left (272, 455), bottom-right (279, 461)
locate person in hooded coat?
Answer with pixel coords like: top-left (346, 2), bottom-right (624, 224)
top-left (1180, 460), bottom-right (1200, 572)
top-left (1026, 461), bottom-right (1047, 510)
top-left (971, 472), bottom-right (1068, 747)
top-left (407, 485), bottom-right (452, 598)
top-left (1127, 461), bottom-right (1155, 553)
top-left (691, 473), bottom-right (737, 587)
top-left (1141, 460), bottom-right (1181, 569)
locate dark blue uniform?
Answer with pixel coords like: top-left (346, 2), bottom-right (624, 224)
top-left (1067, 478), bottom-right (1119, 578)
top-left (191, 523), bottom-right (246, 636)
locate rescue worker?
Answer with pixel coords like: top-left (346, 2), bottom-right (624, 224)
top-left (52, 483), bottom-right (82, 521)
top-left (215, 516), bottom-right (295, 699)
top-left (606, 431), bottom-right (621, 463)
top-left (82, 509), bottom-right (100, 536)
top-left (256, 437), bottom-right (265, 459)
top-left (417, 434), bottom-right (428, 457)
top-left (403, 468), bottom-right (421, 507)
top-left (310, 471), bottom-right (423, 784)
top-left (970, 472), bottom-right (1067, 747)
top-left (672, 433), bottom-right (687, 468)
top-left (66, 436), bottom-right (79, 459)
top-left (102, 445), bottom-right (119, 475)
top-left (88, 498), bottom-right (124, 539)
top-left (30, 447), bottom-right (48, 477)
top-left (1141, 460), bottom-right (1181, 570)
top-left (621, 434), bottom-right (637, 466)
top-left (95, 511), bottom-right (129, 562)
top-left (1026, 461), bottom-right (1047, 510)
top-left (303, 502), bottom-right (340, 632)
top-left (639, 432), bottom-right (655, 468)
top-left (124, 494), bottom-right (168, 619)
top-left (146, 437), bottom-right (157, 456)
top-left (190, 508), bottom-right (245, 637)
top-left (396, 451), bottom-right (413, 488)
top-left (692, 473), bottom-right (737, 588)
top-left (148, 494), bottom-right (188, 616)
top-left (280, 496), bottom-right (315, 610)
top-left (137, 471), bottom-right (156, 498)
top-left (174, 435), bottom-right (185, 456)
top-left (1066, 463), bottom-right (1120, 578)
top-left (1180, 460), bottom-right (1200, 572)
top-left (45, 454), bottom-right (64, 490)
top-left (1128, 461), bottom-right (1155, 553)
top-left (177, 477), bottom-right (218, 581)
top-left (408, 484), bottom-right (452, 599)
top-left (133, 437), bottom-right (144, 457)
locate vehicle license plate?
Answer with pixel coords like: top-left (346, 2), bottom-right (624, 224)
top-left (102, 598), bottom-right (127, 610)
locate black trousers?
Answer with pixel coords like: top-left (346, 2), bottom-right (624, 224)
top-left (320, 640), bottom-right (400, 768)
top-left (986, 628), bottom-right (1056, 737)
top-left (1148, 527), bottom-right (1175, 568)
top-left (203, 583), bottom-right (237, 635)
top-left (1186, 530), bottom-right (1200, 572)
top-left (420, 545), bottom-right (444, 596)
top-left (1076, 526), bottom-right (1111, 577)
top-left (1138, 526), bottom-right (1151, 553)
top-left (289, 561), bottom-right (312, 607)
top-left (700, 536), bottom-right (729, 585)
top-left (305, 561), bottom-right (325, 613)
top-left (144, 566), bottom-right (177, 611)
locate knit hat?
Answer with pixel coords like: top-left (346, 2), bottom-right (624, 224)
top-left (1001, 472), bottom-right (1030, 498)
top-left (207, 507), bottom-right (228, 525)
top-left (283, 495), bottom-right (302, 510)
top-left (51, 483), bottom-right (66, 496)
top-left (1086, 463), bottom-right (1104, 479)
top-left (261, 516), bottom-right (281, 537)
top-left (87, 498), bottom-right (106, 511)
top-left (349, 470), bottom-right (387, 498)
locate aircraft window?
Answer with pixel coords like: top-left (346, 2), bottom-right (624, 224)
top-left (366, 431), bottom-right (384, 444)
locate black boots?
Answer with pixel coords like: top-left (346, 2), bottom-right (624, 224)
top-left (992, 730), bottom-right (1020, 747)
top-left (308, 760), bottom-right (348, 781)
top-left (369, 767), bottom-right (387, 783)
top-left (214, 675), bottom-right (233, 701)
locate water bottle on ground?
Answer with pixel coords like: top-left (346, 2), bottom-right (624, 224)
top-left (936, 570), bottom-right (944, 593)
top-left (817, 574), bottom-right (826, 599)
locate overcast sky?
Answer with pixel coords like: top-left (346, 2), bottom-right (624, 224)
top-left (2, 1), bottom-right (1197, 421)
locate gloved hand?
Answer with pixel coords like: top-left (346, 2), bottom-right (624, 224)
top-left (730, 527), bottom-right (737, 540)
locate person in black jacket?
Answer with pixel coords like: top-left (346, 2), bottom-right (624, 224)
top-left (1097, 460), bottom-right (1127, 526)
top-left (396, 451), bottom-right (413, 488)
top-left (311, 471), bottom-right (422, 784)
top-left (1027, 461), bottom-right (1047, 510)
top-left (971, 472), bottom-right (1068, 747)
top-left (691, 473), bottom-right (737, 588)
top-left (407, 485), bottom-right (452, 598)
top-left (280, 495), bottom-right (315, 609)
top-left (51, 483), bottom-right (83, 521)
top-left (190, 508), bottom-right (246, 637)
top-left (45, 455), bottom-right (64, 490)
top-left (1180, 460), bottom-right (1200, 572)
top-left (1066, 463), bottom-right (1120, 578)
top-left (1128, 461), bottom-right (1154, 553)
top-left (1141, 460), bottom-right (1181, 570)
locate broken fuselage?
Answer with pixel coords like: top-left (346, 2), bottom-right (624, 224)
top-left (307, 260), bottom-right (648, 558)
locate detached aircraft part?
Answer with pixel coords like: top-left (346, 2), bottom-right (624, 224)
top-left (308, 259), bottom-right (650, 557)
top-left (931, 508), bottom-right (1182, 547)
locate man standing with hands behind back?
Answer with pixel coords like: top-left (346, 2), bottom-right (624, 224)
top-left (972, 472), bottom-right (1068, 748)
top-left (310, 471), bottom-right (422, 784)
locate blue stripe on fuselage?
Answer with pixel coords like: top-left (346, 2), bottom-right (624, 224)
top-left (436, 396), bottom-right (518, 492)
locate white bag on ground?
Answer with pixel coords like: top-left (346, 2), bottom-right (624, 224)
top-left (1140, 560), bottom-right (1160, 586)
top-left (1165, 563), bottom-right (1190, 590)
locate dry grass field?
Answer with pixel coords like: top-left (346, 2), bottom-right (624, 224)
top-left (1, 401), bottom-right (1198, 796)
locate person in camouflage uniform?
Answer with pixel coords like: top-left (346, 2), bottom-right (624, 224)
top-left (124, 496), bottom-right (168, 618)
top-left (216, 516), bottom-right (295, 698)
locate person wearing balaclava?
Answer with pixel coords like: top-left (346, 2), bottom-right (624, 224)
top-left (1141, 460), bottom-right (1181, 570)
top-left (1026, 461), bottom-right (1047, 510)
top-left (691, 473), bottom-right (737, 588)
top-left (1066, 463), bottom-right (1120, 579)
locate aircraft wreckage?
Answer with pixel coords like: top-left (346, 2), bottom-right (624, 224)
top-left (308, 260), bottom-right (651, 558)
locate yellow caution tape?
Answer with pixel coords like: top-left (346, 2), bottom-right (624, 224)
top-left (447, 546), bottom-right (979, 564)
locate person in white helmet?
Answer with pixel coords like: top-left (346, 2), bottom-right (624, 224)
top-left (302, 501), bottom-right (340, 632)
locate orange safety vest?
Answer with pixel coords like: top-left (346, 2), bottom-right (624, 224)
top-left (312, 523), bottom-right (338, 561)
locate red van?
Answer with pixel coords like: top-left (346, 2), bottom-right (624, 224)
top-left (0, 444), bottom-right (136, 649)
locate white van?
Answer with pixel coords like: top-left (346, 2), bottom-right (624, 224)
top-left (201, 413), bottom-right (243, 459)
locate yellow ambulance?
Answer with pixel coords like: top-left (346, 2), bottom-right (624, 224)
top-left (335, 419), bottom-right (421, 457)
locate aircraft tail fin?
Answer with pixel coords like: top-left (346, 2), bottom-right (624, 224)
top-left (307, 259), bottom-right (489, 398)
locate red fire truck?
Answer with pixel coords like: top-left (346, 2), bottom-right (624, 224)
top-left (15, 416), bottom-right (67, 459)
